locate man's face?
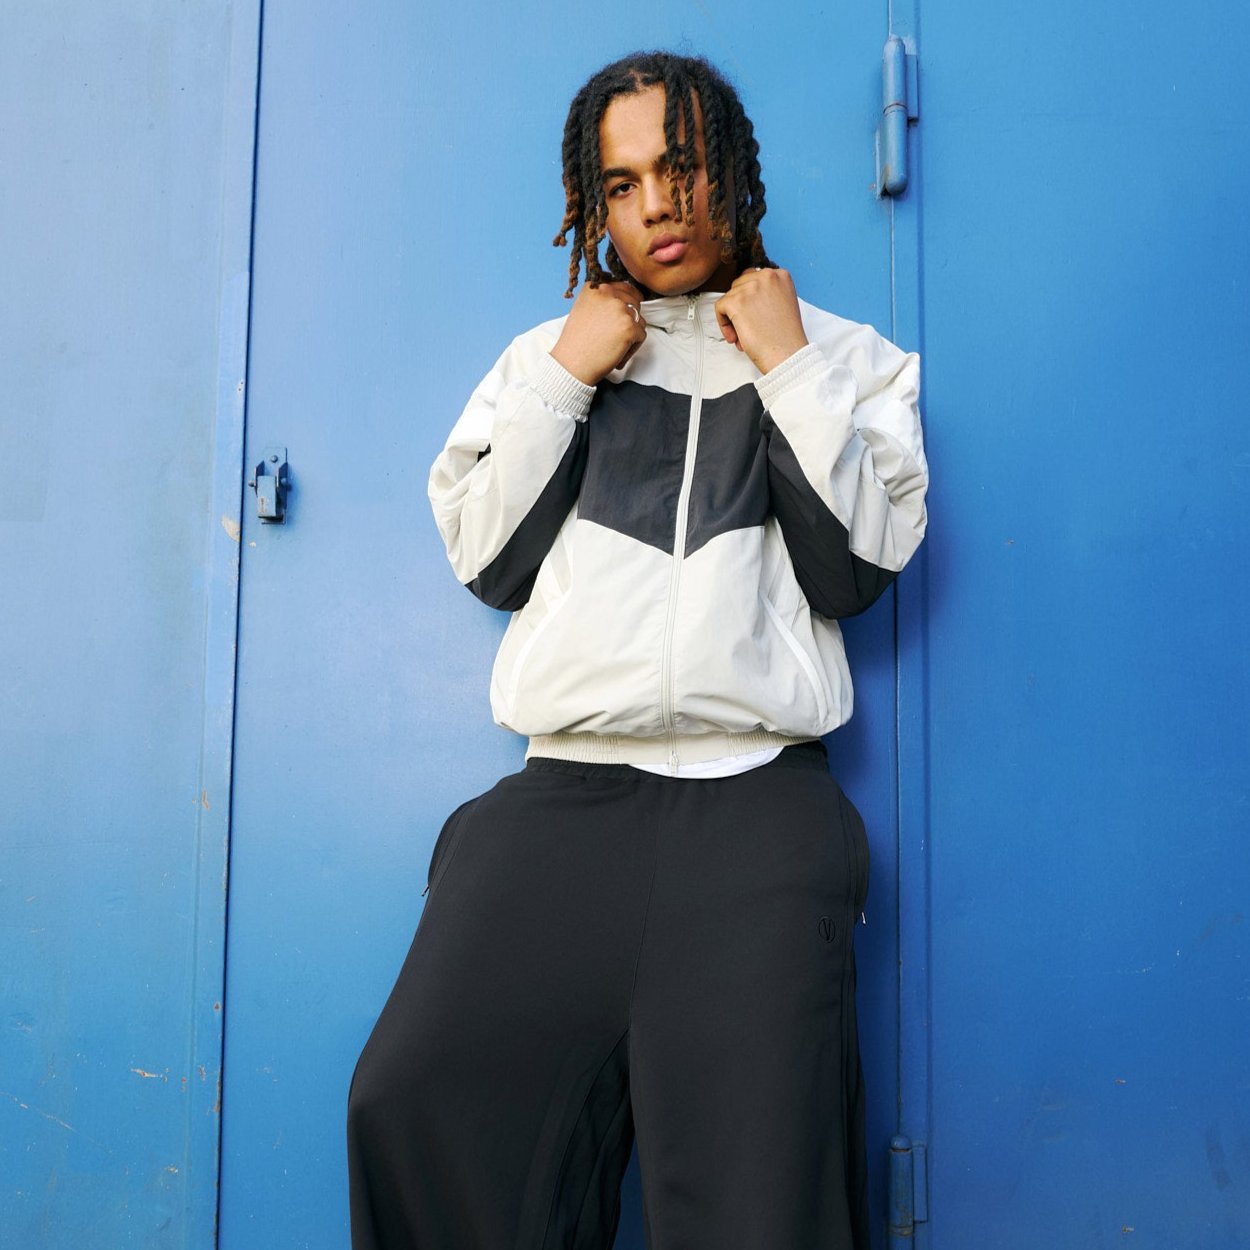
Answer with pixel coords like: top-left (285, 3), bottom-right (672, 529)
top-left (598, 85), bottom-right (739, 298)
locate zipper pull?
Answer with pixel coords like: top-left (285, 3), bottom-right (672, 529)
top-left (686, 294), bottom-right (696, 320)
top-left (860, 911), bottom-right (867, 926)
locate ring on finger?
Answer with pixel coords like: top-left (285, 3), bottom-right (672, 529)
top-left (626, 303), bottom-right (640, 323)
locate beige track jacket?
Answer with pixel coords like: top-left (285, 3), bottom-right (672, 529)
top-left (429, 289), bottom-right (928, 773)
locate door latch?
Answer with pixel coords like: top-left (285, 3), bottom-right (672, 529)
top-left (249, 446), bottom-right (288, 523)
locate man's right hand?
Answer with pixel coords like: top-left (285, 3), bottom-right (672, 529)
top-left (550, 281), bottom-right (647, 386)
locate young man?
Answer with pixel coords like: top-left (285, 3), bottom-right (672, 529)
top-left (348, 51), bottom-right (927, 1250)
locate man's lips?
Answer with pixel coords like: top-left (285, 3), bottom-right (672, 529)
top-left (648, 234), bottom-right (688, 263)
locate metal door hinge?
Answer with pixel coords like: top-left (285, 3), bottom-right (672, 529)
top-left (875, 37), bottom-right (919, 198)
top-left (888, 1135), bottom-right (929, 1245)
top-left (249, 446), bottom-right (289, 522)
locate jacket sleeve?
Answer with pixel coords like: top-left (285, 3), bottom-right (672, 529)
top-left (428, 329), bottom-right (594, 611)
top-left (756, 320), bottom-right (928, 619)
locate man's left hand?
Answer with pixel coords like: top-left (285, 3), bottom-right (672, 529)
top-left (714, 267), bottom-right (809, 374)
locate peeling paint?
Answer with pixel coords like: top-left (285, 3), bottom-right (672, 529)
top-left (220, 514), bottom-right (241, 542)
top-left (200, 789), bottom-right (211, 811)
top-left (130, 1067), bottom-right (169, 1082)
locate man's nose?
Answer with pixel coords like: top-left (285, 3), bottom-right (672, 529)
top-left (641, 174), bottom-right (677, 225)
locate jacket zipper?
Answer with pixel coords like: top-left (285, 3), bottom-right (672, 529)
top-left (659, 294), bottom-right (705, 774)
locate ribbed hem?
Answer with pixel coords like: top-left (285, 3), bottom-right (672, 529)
top-left (530, 352), bottom-right (596, 418)
top-left (524, 728), bottom-right (821, 769)
top-left (753, 342), bottom-right (826, 409)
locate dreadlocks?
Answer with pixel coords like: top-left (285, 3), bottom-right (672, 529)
top-left (552, 51), bottom-right (773, 298)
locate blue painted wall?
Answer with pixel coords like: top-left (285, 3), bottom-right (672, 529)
top-left (914, 1), bottom-right (1250, 1244)
top-left (219, 4), bottom-right (901, 1248)
top-left (0, 3), bottom-right (259, 1246)
top-left (3, 1), bottom-right (1246, 1247)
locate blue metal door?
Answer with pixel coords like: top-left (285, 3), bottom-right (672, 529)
top-left (0, 4), bottom-right (260, 1246)
top-left (221, 3), bottom-right (904, 1246)
top-left (902, 1), bottom-right (1250, 1245)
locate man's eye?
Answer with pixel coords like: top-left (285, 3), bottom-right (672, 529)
top-left (608, 182), bottom-right (632, 197)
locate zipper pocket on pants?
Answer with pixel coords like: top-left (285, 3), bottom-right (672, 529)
top-left (839, 787), bottom-right (870, 920)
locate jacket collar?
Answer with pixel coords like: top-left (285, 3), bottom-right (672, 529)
top-left (639, 290), bottom-right (727, 339)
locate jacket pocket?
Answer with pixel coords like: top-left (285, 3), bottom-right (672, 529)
top-left (503, 584), bottom-right (571, 711)
top-left (758, 590), bottom-right (830, 724)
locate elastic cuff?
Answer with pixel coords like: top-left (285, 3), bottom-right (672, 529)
top-left (753, 342), bottom-right (827, 409)
top-left (531, 352), bottom-right (596, 418)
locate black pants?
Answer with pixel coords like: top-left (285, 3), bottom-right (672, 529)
top-left (347, 740), bottom-right (871, 1249)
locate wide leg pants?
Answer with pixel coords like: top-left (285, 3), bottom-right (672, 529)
top-left (347, 740), bottom-right (872, 1250)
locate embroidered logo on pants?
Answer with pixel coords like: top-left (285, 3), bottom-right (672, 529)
top-left (818, 916), bottom-right (837, 942)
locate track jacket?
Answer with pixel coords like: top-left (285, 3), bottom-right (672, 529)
top-left (428, 288), bottom-right (928, 773)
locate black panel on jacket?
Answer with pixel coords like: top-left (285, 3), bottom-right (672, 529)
top-left (467, 421), bottom-right (589, 611)
top-left (579, 380), bottom-right (770, 557)
top-left (762, 417), bottom-right (896, 618)
top-left (685, 385), bottom-right (770, 557)
top-left (579, 381), bottom-right (688, 553)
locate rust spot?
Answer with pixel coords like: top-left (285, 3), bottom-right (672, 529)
top-left (200, 790), bottom-right (210, 811)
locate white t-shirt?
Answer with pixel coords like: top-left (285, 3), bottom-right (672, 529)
top-left (628, 746), bottom-right (784, 779)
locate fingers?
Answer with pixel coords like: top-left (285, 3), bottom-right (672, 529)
top-left (613, 317), bottom-right (647, 371)
top-left (714, 293), bottom-right (739, 347)
top-left (716, 267), bottom-right (801, 364)
top-left (614, 288), bottom-right (647, 329)
top-left (615, 338), bottom-right (643, 371)
top-left (556, 280), bottom-right (649, 384)
top-left (595, 280), bottom-right (644, 307)
top-left (607, 283), bottom-right (647, 372)
top-left (590, 281), bottom-right (648, 331)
